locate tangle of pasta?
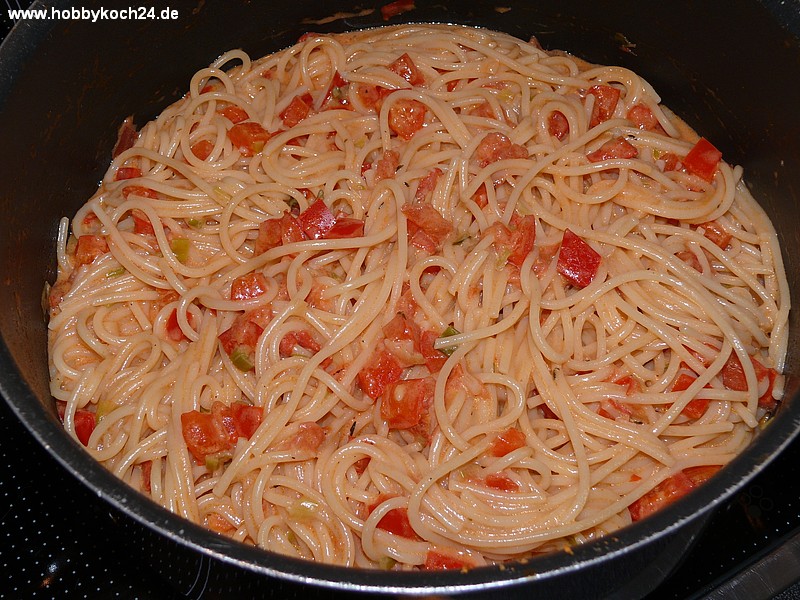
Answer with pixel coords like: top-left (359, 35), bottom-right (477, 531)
top-left (47, 24), bottom-right (789, 570)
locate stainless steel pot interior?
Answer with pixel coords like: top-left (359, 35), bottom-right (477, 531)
top-left (1, 0), bottom-right (799, 596)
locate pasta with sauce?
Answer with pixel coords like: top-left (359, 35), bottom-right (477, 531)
top-left (47, 24), bottom-right (789, 570)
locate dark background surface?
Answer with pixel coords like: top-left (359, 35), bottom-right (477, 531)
top-left (3, 3), bottom-right (800, 599)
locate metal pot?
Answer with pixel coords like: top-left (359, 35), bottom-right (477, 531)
top-left (1, 0), bottom-right (799, 597)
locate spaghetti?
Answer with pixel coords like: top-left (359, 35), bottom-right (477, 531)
top-left (47, 24), bottom-right (789, 570)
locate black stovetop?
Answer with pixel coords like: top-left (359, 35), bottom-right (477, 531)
top-left (3, 391), bottom-right (800, 600)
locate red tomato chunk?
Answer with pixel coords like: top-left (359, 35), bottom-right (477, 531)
top-left (587, 136), bottom-right (638, 162)
top-left (357, 350), bottom-right (404, 400)
top-left (629, 466), bottom-right (720, 521)
top-left (181, 401), bottom-right (264, 463)
top-left (228, 122), bottom-right (271, 156)
top-left (380, 378), bottom-right (435, 429)
top-left (683, 137), bottom-right (722, 182)
top-left (556, 229), bottom-right (602, 288)
top-left (367, 494), bottom-right (421, 539)
top-left (388, 98), bottom-right (427, 139)
top-left (280, 93), bottom-right (314, 128)
top-left (74, 235), bottom-right (109, 267)
top-left (424, 550), bottom-right (473, 571)
top-left (74, 409), bottom-right (96, 446)
top-left (231, 272), bottom-right (270, 301)
top-left (475, 132), bottom-right (528, 167)
top-left (489, 427), bottom-right (526, 457)
top-left (389, 53), bottom-right (424, 86)
top-left (587, 84), bottom-right (621, 127)
top-left (381, 0), bottom-right (415, 20)
top-left (548, 110), bottom-right (569, 140)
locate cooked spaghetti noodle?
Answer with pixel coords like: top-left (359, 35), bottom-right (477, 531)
top-left (47, 24), bottom-right (789, 569)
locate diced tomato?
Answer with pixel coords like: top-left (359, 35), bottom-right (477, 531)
top-left (423, 550), bottom-right (473, 571)
top-left (206, 513), bottom-right (236, 534)
top-left (380, 378), bottom-right (434, 429)
top-left (277, 422), bottom-right (326, 452)
top-left (191, 139), bottom-right (215, 161)
top-left (122, 185), bottom-right (158, 200)
top-left (211, 402), bottom-right (239, 446)
top-left (414, 168), bottom-right (442, 202)
top-left (254, 213), bottom-right (308, 255)
top-left (670, 372), bottom-right (696, 392)
top-left (696, 221), bottom-right (732, 249)
top-left (355, 83), bottom-right (391, 113)
top-left (669, 372), bottom-right (709, 418)
top-left (231, 402), bottom-right (263, 439)
top-left (721, 352), bottom-right (778, 410)
top-left (556, 229), bottom-right (602, 288)
top-left (472, 182), bottom-right (489, 208)
top-left (180, 410), bottom-right (230, 462)
top-left (228, 121), bottom-right (271, 157)
top-left (74, 235), bottom-right (109, 267)
top-left (74, 409), bottom-right (96, 446)
top-left (682, 398), bottom-right (710, 419)
top-left (420, 330), bottom-right (447, 373)
top-left (484, 472), bottom-right (520, 492)
top-left (255, 219), bottom-right (282, 255)
top-left (539, 402), bottom-right (559, 420)
top-left (676, 250), bottom-right (702, 272)
top-left (353, 457), bottom-right (371, 475)
top-left (357, 350), bottom-right (404, 400)
top-left (326, 216), bottom-right (364, 239)
top-left (475, 132), bottom-right (528, 167)
top-left (181, 400), bottom-right (264, 463)
top-left (218, 319), bottom-right (263, 355)
top-left (492, 213), bottom-right (536, 268)
top-left (381, 0), bottom-right (415, 20)
top-left (683, 137), bottom-right (722, 182)
top-left (658, 152), bottom-right (682, 173)
top-left (280, 93), bottom-right (314, 128)
top-left (660, 152), bottom-right (681, 172)
top-left (548, 110), bottom-right (569, 140)
top-left (629, 471), bottom-right (695, 522)
top-left (112, 116), bottom-right (138, 158)
top-left (401, 202), bottom-right (453, 249)
top-left (587, 136), bottom-right (638, 162)
top-left (587, 85), bottom-right (621, 127)
top-left (626, 103), bottom-right (664, 133)
top-left (115, 166), bottom-right (143, 181)
top-left (231, 272), bottom-right (270, 301)
top-left (130, 208), bottom-right (156, 235)
top-left (383, 312), bottom-right (419, 344)
top-left (140, 460), bottom-right (153, 493)
top-left (388, 98), bottom-right (427, 140)
top-left (683, 465), bottom-right (721, 487)
top-left (389, 52), bottom-right (424, 86)
top-left (489, 427), bottom-right (526, 457)
top-left (468, 101), bottom-right (495, 119)
top-left (368, 494), bottom-right (420, 539)
top-left (279, 330), bottom-right (322, 357)
top-left (219, 105), bottom-right (249, 124)
top-left (165, 309), bottom-right (187, 342)
top-left (298, 198), bottom-right (337, 239)
top-left (375, 149), bottom-right (400, 181)
top-left (321, 71), bottom-right (350, 110)
top-left (383, 313), bottom-right (423, 367)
